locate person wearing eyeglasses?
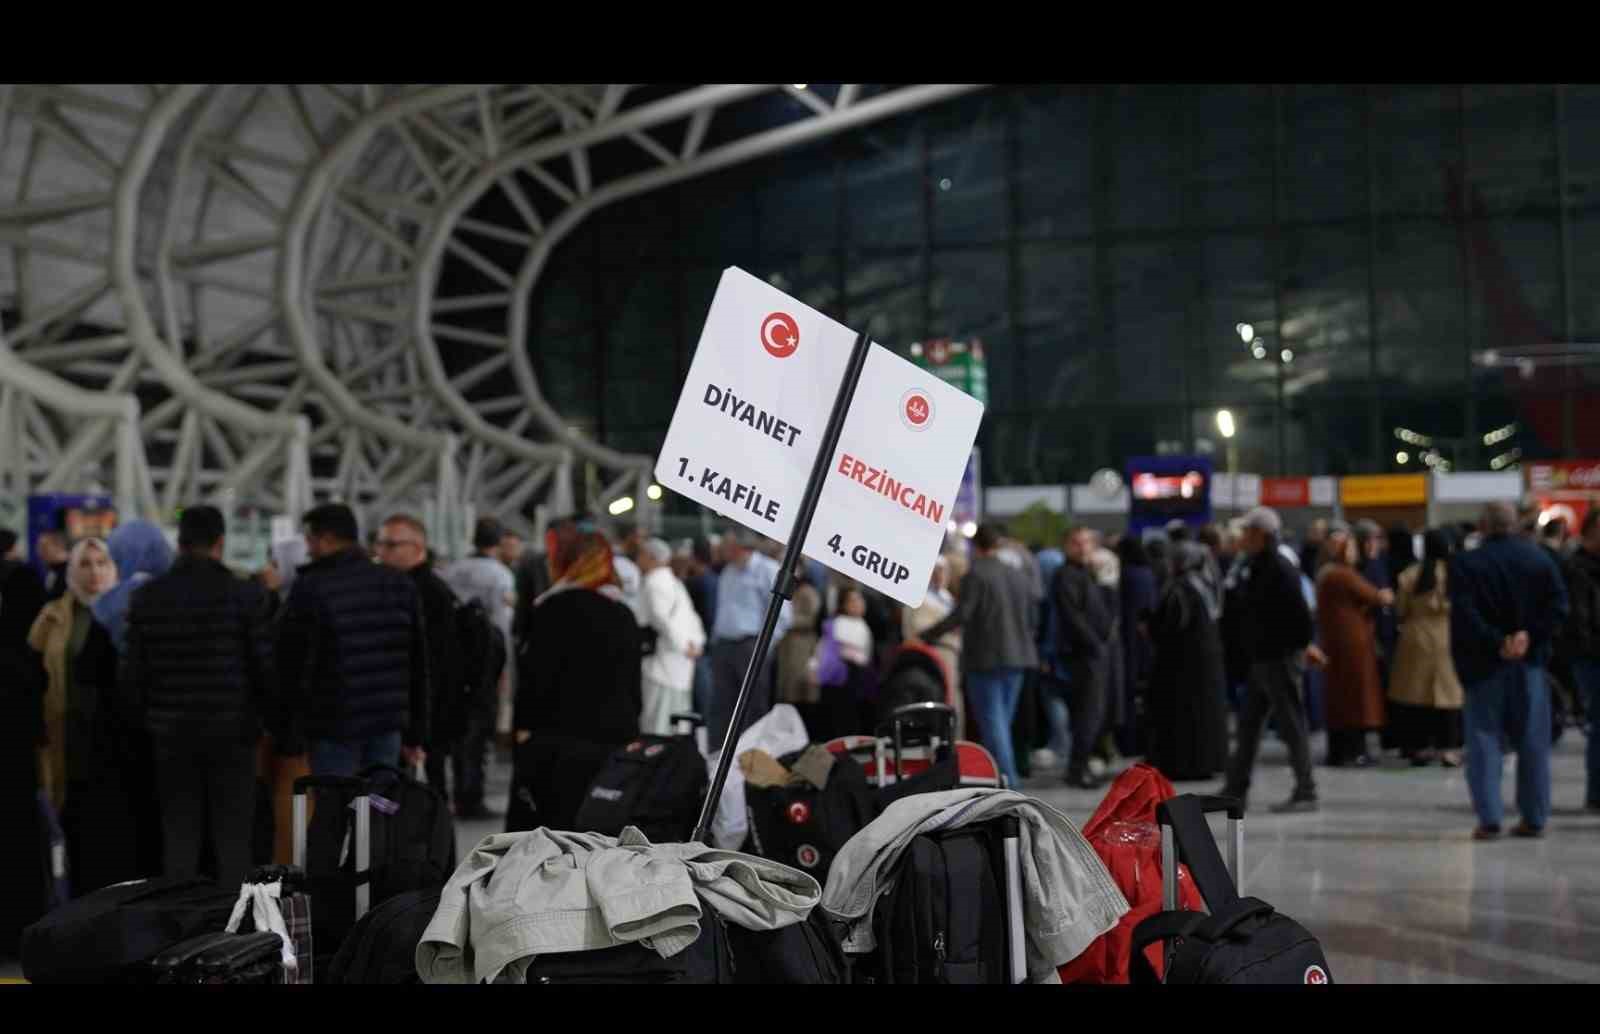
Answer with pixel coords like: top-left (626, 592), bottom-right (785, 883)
top-left (376, 515), bottom-right (466, 801)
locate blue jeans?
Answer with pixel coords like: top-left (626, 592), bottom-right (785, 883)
top-left (1570, 658), bottom-right (1600, 807)
top-left (1463, 665), bottom-right (1551, 831)
top-left (1039, 668), bottom-right (1072, 763)
top-left (692, 654), bottom-right (715, 720)
top-left (310, 731), bottom-right (403, 778)
top-left (969, 667), bottom-right (1025, 787)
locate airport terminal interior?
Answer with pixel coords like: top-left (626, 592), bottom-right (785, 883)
top-left (3, 83), bottom-right (1600, 985)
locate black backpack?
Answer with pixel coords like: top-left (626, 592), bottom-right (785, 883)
top-left (746, 750), bottom-right (877, 878)
top-left (725, 908), bottom-right (847, 984)
top-left (455, 597), bottom-right (507, 705)
top-left (358, 765), bottom-right (457, 904)
top-left (858, 823), bottom-right (1011, 985)
top-left (326, 887), bottom-right (442, 985)
top-left (573, 723), bottom-right (708, 844)
top-left (1130, 795), bottom-right (1333, 986)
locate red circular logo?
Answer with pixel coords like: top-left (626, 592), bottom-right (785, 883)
top-left (900, 389), bottom-right (934, 432)
top-left (786, 801), bottom-right (812, 825)
top-left (1304, 964), bottom-right (1328, 985)
top-left (796, 844), bottom-right (820, 869)
top-left (761, 312), bottom-right (800, 358)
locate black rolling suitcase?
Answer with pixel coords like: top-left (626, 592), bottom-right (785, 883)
top-left (850, 815), bottom-right (1028, 985)
top-left (1130, 794), bottom-right (1332, 985)
top-left (574, 713), bottom-right (709, 844)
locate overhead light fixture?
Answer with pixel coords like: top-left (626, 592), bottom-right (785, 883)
top-left (1396, 451), bottom-right (1409, 465)
top-left (608, 496), bottom-right (635, 516)
top-left (646, 484), bottom-right (663, 502)
top-left (1280, 348), bottom-right (1294, 364)
top-left (1236, 322), bottom-right (1255, 344)
top-left (791, 84), bottom-right (809, 90)
top-left (939, 178), bottom-right (952, 191)
top-left (1482, 423), bottom-right (1518, 446)
top-left (961, 521), bottom-right (978, 539)
top-left (1251, 344), bottom-right (1267, 360)
top-left (946, 520), bottom-right (959, 534)
top-left (1216, 409), bottom-right (1236, 440)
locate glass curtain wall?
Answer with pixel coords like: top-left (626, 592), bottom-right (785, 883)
top-left (521, 84), bottom-right (1600, 488)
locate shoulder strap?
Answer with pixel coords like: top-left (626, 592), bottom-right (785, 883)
top-left (1129, 910), bottom-right (1207, 985)
top-left (1157, 795), bottom-right (1239, 909)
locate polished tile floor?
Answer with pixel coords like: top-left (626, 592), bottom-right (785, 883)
top-left (7, 732), bottom-right (1594, 983)
top-left (1023, 732), bottom-right (1600, 984)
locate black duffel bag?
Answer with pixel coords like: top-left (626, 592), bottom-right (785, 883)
top-left (21, 876), bottom-right (239, 984)
top-left (1130, 795), bottom-right (1332, 986)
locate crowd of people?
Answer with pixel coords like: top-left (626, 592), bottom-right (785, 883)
top-left (0, 491), bottom-right (1591, 931)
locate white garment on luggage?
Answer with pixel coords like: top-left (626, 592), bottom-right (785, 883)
top-left (706, 703), bottom-right (809, 851)
top-left (640, 566), bottom-right (706, 692)
top-left (416, 825), bottom-right (820, 985)
top-left (821, 788), bottom-right (1130, 984)
top-left (225, 879), bottom-right (297, 976)
top-left (641, 675), bottom-right (692, 737)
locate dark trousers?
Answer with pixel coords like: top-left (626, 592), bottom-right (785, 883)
top-left (154, 740), bottom-right (257, 891)
top-left (452, 696), bottom-right (495, 812)
top-left (1224, 655), bottom-right (1317, 799)
top-left (1067, 657), bottom-right (1107, 777)
top-left (710, 637), bottom-right (766, 750)
top-left (1388, 701), bottom-right (1463, 754)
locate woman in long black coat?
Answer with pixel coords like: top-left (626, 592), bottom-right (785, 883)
top-left (1145, 543), bottom-right (1230, 782)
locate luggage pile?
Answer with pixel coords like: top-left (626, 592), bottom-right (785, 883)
top-left (16, 710), bottom-right (1334, 986)
top-left (18, 763), bottom-right (456, 985)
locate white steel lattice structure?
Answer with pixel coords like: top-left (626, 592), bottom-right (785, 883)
top-left (0, 84), bottom-right (984, 541)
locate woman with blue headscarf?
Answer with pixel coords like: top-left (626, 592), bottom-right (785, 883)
top-left (93, 522), bottom-right (172, 888)
top-left (92, 521), bottom-right (174, 654)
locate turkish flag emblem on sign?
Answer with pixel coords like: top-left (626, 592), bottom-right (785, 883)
top-left (1261, 477), bottom-right (1310, 508)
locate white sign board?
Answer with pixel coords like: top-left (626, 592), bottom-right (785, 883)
top-left (655, 267), bottom-right (984, 607)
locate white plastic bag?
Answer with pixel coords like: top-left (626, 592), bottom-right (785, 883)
top-left (225, 879), bottom-right (298, 976)
top-left (706, 703), bottom-right (810, 850)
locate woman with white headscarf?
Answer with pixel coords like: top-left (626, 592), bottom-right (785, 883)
top-left (28, 538), bottom-right (119, 813)
top-left (1144, 542), bottom-right (1230, 781)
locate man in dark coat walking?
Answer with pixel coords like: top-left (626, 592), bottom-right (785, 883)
top-left (277, 504), bottom-right (429, 778)
top-left (1052, 526), bottom-right (1114, 789)
top-left (1450, 501), bottom-right (1568, 839)
top-left (375, 514), bottom-right (469, 806)
top-left (1219, 506), bottom-right (1321, 814)
top-left (120, 506), bottom-right (276, 889)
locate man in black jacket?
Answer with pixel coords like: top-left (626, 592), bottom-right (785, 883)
top-left (277, 503), bottom-right (429, 778)
top-left (1052, 526), bottom-right (1114, 790)
top-left (1219, 506), bottom-right (1320, 814)
top-left (120, 506), bottom-right (275, 888)
top-left (1451, 501), bottom-right (1569, 839)
top-left (375, 514), bottom-right (471, 809)
top-left (1563, 510), bottom-right (1600, 811)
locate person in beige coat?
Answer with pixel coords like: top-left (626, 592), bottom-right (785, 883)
top-left (1388, 530), bottom-right (1465, 767)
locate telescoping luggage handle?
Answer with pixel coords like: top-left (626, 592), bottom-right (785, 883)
top-left (999, 815), bottom-right (1027, 985)
top-left (292, 775), bottom-right (373, 921)
top-left (1156, 794), bottom-right (1243, 914)
top-left (872, 702), bottom-right (957, 789)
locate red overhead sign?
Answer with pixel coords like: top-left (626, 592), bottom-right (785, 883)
top-left (1527, 460), bottom-right (1600, 493)
top-left (1260, 477), bottom-right (1310, 508)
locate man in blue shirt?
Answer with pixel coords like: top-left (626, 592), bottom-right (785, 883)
top-left (1449, 501), bottom-right (1569, 839)
top-left (707, 528), bottom-right (792, 749)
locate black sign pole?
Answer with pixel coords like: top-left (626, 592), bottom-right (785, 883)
top-left (691, 327), bottom-right (874, 844)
